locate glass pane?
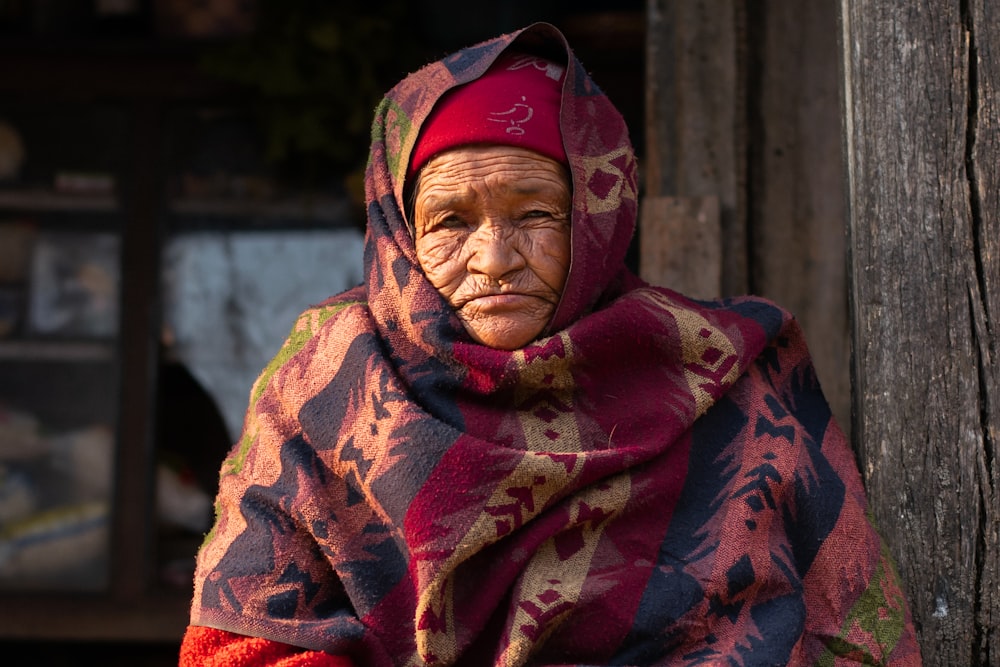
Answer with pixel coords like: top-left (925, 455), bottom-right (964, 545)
top-left (0, 103), bottom-right (124, 591)
top-left (0, 357), bottom-right (117, 591)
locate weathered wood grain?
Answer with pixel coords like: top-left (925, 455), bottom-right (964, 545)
top-left (840, 1), bottom-right (999, 662)
top-left (639, 195), bottom-right (722, 298)
top-left (644, 0), bottom-right (746, 296)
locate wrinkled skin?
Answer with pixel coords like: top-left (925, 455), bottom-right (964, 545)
top-left (413, 145), bottom-right (571, 349)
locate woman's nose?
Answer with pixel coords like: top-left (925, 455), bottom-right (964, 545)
top-left (466, 221), bottom-right (525, 280)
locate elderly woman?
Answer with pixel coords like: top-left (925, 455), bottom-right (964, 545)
top-left (180, 23), bottom-right (920, 667)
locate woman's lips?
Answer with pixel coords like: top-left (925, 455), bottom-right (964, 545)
top-left (465, 292), bottom-right (539, 311)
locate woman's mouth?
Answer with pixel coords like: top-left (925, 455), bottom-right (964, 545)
top-left (467, 293), bottom-right (531, 310)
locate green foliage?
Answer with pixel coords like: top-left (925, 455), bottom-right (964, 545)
top-left (201, 0), bottom-right (424, 181)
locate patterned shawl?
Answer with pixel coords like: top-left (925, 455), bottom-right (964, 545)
top-left (189, 23), bottom-right (920, 666)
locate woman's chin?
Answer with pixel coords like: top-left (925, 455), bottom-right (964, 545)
top-left (461, 316), bottom-right (546, 350)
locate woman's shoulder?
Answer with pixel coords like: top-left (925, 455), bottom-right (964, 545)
top-left (246, 286), bottom-right (372, 405)
top-left (304, 284), bottom-right (370, 319)
top-left (622, 283), bottom-right (795, 335)
top-left (290, 284), bottom-right (370, 339)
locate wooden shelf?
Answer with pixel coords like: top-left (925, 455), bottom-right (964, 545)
top-left (0, 339), bottom-right (115, 362)
top-left (0, 189), bottom-right (118, 212)
top-left (169, 195), bottom-right (352, 221)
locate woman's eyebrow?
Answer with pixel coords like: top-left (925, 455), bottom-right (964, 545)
top-left (419, 192), bottom-right (473, 210)
top-left (510, 183), bottom-right (565, 197)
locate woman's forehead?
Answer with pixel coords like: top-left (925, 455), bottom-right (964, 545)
top-left (416, 146), bottom-right (569, 191)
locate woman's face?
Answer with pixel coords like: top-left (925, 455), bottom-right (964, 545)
top-left (413, 145), bottom-right (571, 349)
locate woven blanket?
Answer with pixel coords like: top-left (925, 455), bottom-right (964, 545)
top-left (188, 23), bottom-right (920, 666)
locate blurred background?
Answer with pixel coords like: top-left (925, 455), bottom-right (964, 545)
top-left (0, 0), bottom-right (644, 662)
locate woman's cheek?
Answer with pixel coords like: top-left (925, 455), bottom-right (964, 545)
top-left (418, 238), bottom-right (467, 296)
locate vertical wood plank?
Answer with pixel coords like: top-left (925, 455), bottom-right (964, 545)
top-left (749, 0), bottom-right (850, 433)
top-left (643, 0), bottom-right (745, 296)
top-left (840, 1), bottom-right (999, 662)
top-left (967, 1), bottom-right (1000, 662)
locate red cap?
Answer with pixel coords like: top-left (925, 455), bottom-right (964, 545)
top-left (408, 52), bottom-right (567, 179)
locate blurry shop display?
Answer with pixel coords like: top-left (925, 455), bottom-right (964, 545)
top-left (27, 232), bottom-right (120, 339)
top-left (0, 407), bottom-right (112, 590)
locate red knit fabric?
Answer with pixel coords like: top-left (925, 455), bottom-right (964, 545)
top-left (407, 52), bottom-right (566, 178)
top-left (179, 625), bottom-right (355, 667)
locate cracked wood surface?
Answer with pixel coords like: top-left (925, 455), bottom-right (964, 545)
top-left (840, 1), bottom-right (1000, 663)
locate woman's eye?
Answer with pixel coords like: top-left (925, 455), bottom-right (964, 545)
top-left (432, 215), bottom-right (468, 231)
top-left (522, 209), bottom-right (568, 227)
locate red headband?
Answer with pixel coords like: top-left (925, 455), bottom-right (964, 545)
top-left (408, 52), bottom-right (567, 179)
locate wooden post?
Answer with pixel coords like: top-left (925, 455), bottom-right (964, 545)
top-left (839, 1), bottom-right (1000, 663)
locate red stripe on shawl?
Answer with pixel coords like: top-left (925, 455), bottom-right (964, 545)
top-left (532, 432), bottom-right (693, 662)
top-left (394, 423), bottom-right (693, 663)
